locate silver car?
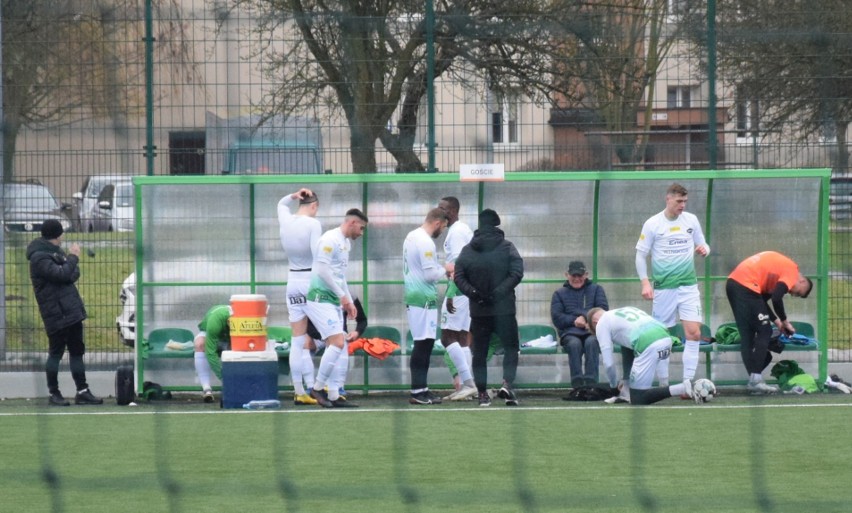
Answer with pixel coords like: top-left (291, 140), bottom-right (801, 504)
top-left (2, 182), bottom-right (73, 233)
top-left (73, 174), bottom-right (129, 232)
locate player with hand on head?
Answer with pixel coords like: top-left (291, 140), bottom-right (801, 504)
top-left (277, 187), bottom-right (322, 405)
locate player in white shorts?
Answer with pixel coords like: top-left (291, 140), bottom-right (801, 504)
top-left (304, 208), bottom-right (369, 408)
top-left (587, 306), bottom-right (707, 405)
top-left (404, 208), bottom-right (449, 405)
top-left (437, 196), bottom-right (477, 401)
top-left (278, 188), bottom-right (322, 405)
top-left (635, 183), bottom-right (709, 388)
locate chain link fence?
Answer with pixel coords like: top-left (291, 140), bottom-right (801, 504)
top-left (2, 1), bottom-right (851, 371)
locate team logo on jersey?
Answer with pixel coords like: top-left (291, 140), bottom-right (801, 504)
top-left (687, 228), bottom-right (693, 234)
top-left (322, 245), bottom-right (333, 254)
top-left (425, 251), bottom-right (433, 258)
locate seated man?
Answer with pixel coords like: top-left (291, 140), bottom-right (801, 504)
top-left (550, 260), bottom-right (609, 387)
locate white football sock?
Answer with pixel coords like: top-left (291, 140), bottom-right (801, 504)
top-left (655, 358), bottom-right (670, 387)
top-left (682, 340), bottom-right (700, 380)
top-left (446, 342), bottom-right (473, 384)
top-left (300, 344), bottom-right (316, 390)
top-left (289, 335), bottom-right (308, 395)
top-left (194, 352), bottom-right (212, 390)
top-left (669, 382), bottom-right (687, 397)
top-left (315, 345), bottom-right (343, 396)
top-left (330, 344), bottom-right (350, 393)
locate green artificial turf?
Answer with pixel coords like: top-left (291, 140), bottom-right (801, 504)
top-left (2, 390), bottom-right (852, 513)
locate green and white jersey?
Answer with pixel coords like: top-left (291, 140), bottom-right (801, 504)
top-left (596, 306), bottom-right (671, 369)
top-left (306, 227), bottom-right (350, 305)
top-left (636, 210), bottom-right (707, 289)
top-left (403, 227), bottom-right (445, 308)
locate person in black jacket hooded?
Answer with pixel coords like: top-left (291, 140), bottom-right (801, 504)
top-left (27, 219), bottom-right (102, 406)
top-left (550, 260), bottom-right (609, 387)
top-left (453, 209), bottom-right (524, 406)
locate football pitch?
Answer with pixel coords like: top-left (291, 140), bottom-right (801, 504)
top-left (3, 390), bottom-right (852, 513)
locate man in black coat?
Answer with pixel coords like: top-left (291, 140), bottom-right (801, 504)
top-left (550, 260), bottom-right (609, 387)
top-left (453, 209), bottom-right (524, 407)
top-left (27, 219), bottom-right (102, 406)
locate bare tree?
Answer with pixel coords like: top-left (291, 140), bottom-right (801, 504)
top-left (1, 0), bottom-right (197, 182)
top-left (552, 0), bottom-right (686, 168)
top-left (690, 0), bottom-right (852, 173)
top-left (227, 0), bottom-right (679, 173)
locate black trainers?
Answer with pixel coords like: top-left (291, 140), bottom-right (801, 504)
top-left (49, 391), bottom-right (70, 406)
top-left (497, 384), bottom-right (518, 406)
top-left (409, 390), bottom-right (442, 405)
top-left (478, 391), bottom-right (491, 407)
top-left (331, 398), bottom-right (358, 408)
top-left (310, 388), bottom-right (334, 408)
top-left (75, 389), bottom-right (103, 405)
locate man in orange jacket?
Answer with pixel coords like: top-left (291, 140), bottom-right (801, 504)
top-left (726, 251), bottom-right (813, 394)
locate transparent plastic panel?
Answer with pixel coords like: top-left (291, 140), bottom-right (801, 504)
top-left (597, 179), bottom-right (708, 279)
top-left (710, 178), bottom-right (820, 276)
top-left (481, 180), bottom-right (596, 282)
top-left (140, 183), bottom-right (251, 284)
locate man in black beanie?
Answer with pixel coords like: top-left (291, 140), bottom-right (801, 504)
top-left (453, 208), bottom-right (524, 406)
top-left (27, 219), bottom-right (103, 405)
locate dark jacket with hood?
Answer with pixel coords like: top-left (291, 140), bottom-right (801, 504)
top-left (453, 226), bottom-right (524, 317)
top-left (550, 279), bottom-right (608, 340)
top-left (27, 238), bottom-right (87, 335)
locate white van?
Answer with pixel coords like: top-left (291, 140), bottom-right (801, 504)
top-left (73, 174), bottom-right (129, 232)
top-left (90, 180), bottom-right (133, 232)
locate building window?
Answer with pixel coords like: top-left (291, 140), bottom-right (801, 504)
top-left (667, 85), bottom-right (694, 109)
top-left (491, 92), bottom-right (518, 144)
top-left (735, 86), bottom-right (760, 143)
top-left (668, 0), bottom-right (691, 21)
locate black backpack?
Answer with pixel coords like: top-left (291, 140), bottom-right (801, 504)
top-left (115, 364), bottom-right (135, 405)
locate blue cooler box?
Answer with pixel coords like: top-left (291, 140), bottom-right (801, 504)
top-left (221, 350), bottom-right (279, 409)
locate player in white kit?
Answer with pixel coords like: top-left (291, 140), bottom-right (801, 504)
top-left (587, 306), bottom-right (701, 405)
top-left (635, 183), bottom-right (709, 390)
top-left (404, 208), bottom-right (449, 405)
top-left (437, 196), bottom-right (477, 401)
top-left (278, 188), bottom-right (322, 405)
top-left (305, 208), bottom-right (369, 408)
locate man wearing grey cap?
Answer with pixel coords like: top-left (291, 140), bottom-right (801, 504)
top-left (26, 219), bottom-right (102, 406)
top-left (550, 260), bottom-right (609, 387)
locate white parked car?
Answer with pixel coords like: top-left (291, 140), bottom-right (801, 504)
top-left (116, 272), bottom-right (136, 347)
top-left (73, 174), bottom-right (129, 232)
top-left (91, 180), bottom-right (134, 232)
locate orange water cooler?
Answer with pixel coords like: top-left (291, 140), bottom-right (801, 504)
top-left (228, 294), bottom-right (268, 351)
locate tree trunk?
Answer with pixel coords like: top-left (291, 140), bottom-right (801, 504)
top-left (835, 121), bottom-right (849, 174)
top-left (3, 115), bottom-right (20, 183)
top-left (349, 124), bottom-right (378, 174)
top-left (379, 131), bottom-right (426, 173)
